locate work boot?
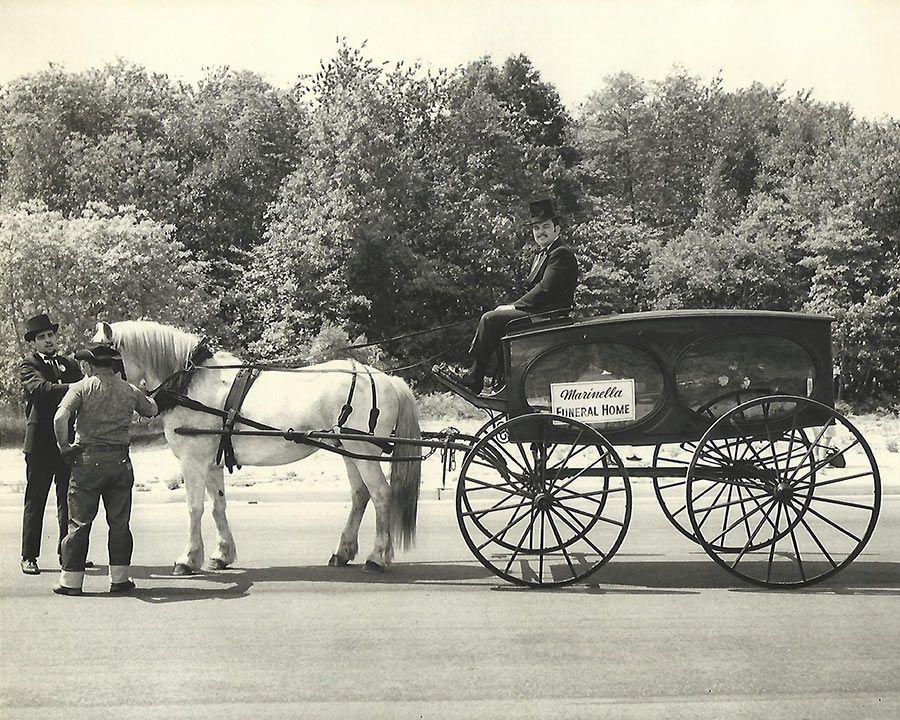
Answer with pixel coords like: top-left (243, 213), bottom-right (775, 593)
top-left (109, 580), bottom-right (136, 593)
top-left (52, 584), bottom-right (83, 596)
top-left (21, 558), bottom-right (39, 575)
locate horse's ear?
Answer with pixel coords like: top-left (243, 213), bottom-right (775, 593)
top-left (96, 321), bottom-right (113, 343)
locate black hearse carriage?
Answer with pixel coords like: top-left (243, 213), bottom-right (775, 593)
top-left (434, 310), bottom-right (881, 589)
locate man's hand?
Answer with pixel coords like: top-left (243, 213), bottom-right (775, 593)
top-left (58, 444), bottom-right (84, 462)
top-left (494, 304), bottom-right (517, 311)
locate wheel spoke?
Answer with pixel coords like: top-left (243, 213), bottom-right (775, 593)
top-left (546, 511), bottom-right (578, 578)
top-left (793, 469), bottom-right (875, 492)
top-left (503, 510), bottom-right (543, 575)
top-left (546, 505), bottom-right (609, 560)
top-left (796, 503), bottom-right (865, 543)
top-left (807, 495), bottom-right (876, 512)
top-left (474, 497), bottom-right (532, 551)
top-left (765, 502), bottom-right (784, 583)
top-left (787, 498), bottom-right (838, 569)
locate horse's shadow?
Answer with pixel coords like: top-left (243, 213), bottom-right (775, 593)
top-left (121, 555), bottom-right (900, 603)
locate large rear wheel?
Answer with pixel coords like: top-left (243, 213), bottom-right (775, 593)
top-left (686, 396), bottom-right (880, 588)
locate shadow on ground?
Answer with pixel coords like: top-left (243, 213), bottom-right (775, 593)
top-left (115, 556), bottom-right (900, 604)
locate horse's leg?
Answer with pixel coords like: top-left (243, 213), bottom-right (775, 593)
top-left (328, 458), bottom-right (370, 567)
top-left (204, 466), bottom-right (236, 571)
top-left (352, 459), bottom-right (393, 572)
top-left (173, 458), bottom-right (208, 575)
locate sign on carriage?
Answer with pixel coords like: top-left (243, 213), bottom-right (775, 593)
top-left (550, 379), bottom-right (636, 424)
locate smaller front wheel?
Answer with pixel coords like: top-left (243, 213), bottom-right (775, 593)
top-left (457, 413), bottom-right (632, 587)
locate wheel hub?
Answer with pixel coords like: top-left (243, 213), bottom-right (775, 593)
top-left (533, 492), bottom-right (553, 511)
top-left (772, 481), bottom-right (794, 502)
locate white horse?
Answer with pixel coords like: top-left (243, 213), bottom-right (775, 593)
top-left (93, 320), bottom-right (422, 575)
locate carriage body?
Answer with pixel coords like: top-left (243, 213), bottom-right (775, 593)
top-left (499, 310), bottom-right (835, 446)
top-left (450, 309), bottom-right (879, 589)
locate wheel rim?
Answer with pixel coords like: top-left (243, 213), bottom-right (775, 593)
top-left (457, 413), bottom-right (632, 587)
top-left (686, 396), bottom-right (881, 588)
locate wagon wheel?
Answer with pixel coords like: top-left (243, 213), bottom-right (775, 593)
top-left (686, 396), bottom-right (881, 588)
top-left (651, 386), bottom-right (777, 548)
top-left (652, 430), bottom-right (816, 552)
top-left (456, 413), bottom-right (632, 587)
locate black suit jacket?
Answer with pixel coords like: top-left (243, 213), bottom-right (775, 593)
top-left (20, 353), bottom-right (83, 454)
top-left (514, 240), bottom-right (579, 313)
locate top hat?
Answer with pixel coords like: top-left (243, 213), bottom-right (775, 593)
top-left (527, 198), bottom-right (556, 225)
top-left (24, 313), bottom-right (60, 342)
top-left (74, 342), bottom-right (122, 366)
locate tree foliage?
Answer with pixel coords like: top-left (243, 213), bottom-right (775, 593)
top-left (0, 201), bottom-right (215, 401)
top-left (1, 45), bottom-right (898, 403)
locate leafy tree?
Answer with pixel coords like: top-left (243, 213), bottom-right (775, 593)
top-left (0, 201), bottom-right (216, 403)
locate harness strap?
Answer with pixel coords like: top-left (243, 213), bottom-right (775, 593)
top-left (336, 360), bottom-right (358, 429)
top-left (333, 360), bottom-right (391, 454)
top-left (216, 367), bottom-right (262, 473)
top-left (363, 364), bottom-right (380, 434)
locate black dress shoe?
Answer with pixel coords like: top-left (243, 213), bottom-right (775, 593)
top-left (21, 558), bottom-right (40, 575)
top-left (109, 580), bottom-right (136, 593)
top-left (456, 371), bottom-right (484, 394)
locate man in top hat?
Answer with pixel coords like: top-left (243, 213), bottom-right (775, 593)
top-left (18, 313), bottom-right (84, 575)
top-left (52, 342), bottom-right (157, 596)
top-left (455, 198), bottom-right (579, 394)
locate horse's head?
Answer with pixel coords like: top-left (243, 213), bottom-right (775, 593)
top-left (92, 321), bottom-right (143, 386)
top-left (92, 320), bottom-right (197, 390)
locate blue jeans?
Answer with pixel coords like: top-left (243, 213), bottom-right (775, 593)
top-left (60, 449), bottom-right (134, 572)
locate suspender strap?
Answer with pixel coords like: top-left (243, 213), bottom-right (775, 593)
top-left (216, 367), bottom-right (262, 473)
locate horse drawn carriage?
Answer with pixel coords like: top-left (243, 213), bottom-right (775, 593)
top-left (96, 309), bottom-right (881, 590)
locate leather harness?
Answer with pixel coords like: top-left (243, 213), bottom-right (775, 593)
top-left (152, 345), bottom-right (393, 473)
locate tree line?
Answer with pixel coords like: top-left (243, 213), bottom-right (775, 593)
top-left (1, 43), bottom-right (898, 404)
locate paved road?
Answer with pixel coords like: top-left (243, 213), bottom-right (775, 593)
top-left (1, 481), bottom-right (898, 720)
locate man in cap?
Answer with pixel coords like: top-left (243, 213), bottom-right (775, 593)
top-left (18, 313), bottom-right (84, 575)
top-left (52, 342), bottom-right (158, 596)
top-left (455, 198), bottom-right (579, 394)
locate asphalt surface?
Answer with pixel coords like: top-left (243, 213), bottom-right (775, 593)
top-left (1, 480), bottom-right (899, 720)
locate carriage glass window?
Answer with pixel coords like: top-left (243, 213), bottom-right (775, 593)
top-left (676, 334), bottom-right (814, 418)
top-left (523, 343), bottom-right (664, 429)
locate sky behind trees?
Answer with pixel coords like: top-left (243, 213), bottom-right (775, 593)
top-left (1, 0), bottom-right (898, 119)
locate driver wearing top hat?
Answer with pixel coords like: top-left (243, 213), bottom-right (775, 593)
top-left (454, 198), bottom-right (579, 394)
top-left (18, 313), bottom-right (84, 575)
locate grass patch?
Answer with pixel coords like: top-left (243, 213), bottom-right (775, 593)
top-left (416, 392), bottom-right (487, 424)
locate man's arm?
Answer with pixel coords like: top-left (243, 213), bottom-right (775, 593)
top-left (53, 386), bottom-right (80, 453)
top-left (131, 386), bottom-right (159, 418)
top-left (514, 247), bottom-right (578, 312)
top-left (19, 360), bottom-right (69, 403)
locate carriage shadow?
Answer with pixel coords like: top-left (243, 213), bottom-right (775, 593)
top-left (121, 557), bottom-right (900, 603)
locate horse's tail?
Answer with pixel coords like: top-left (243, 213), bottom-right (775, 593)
top-left (389, 376), bottom-right (421, 550)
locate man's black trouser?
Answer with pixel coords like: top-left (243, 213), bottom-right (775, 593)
top-left (22, 452), bottom-right (70, 560)
top-left (469, 308), bottom-right (530, 375)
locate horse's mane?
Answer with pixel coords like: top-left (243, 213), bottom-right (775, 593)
top-left (110, 320), bottom-right (210, 380)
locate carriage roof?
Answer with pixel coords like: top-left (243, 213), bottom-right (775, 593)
top-left (505, 308), bottom-right (833, 343)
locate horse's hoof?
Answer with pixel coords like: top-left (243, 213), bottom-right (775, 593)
top-left (362, 561), bottom-right (384, 574)
top-left (206, 558), bottom-right (229, 571)
top-left (328, 554), bottom-right (349, 567)
top-left (172, 563), bottom-right (196, 576)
